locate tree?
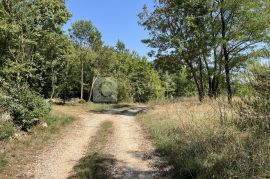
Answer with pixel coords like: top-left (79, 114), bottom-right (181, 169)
top-left (130, 57), bottom-right (163, 102)
top-left (116, 40), bottom-right (126, 52)
top-left (0, 0), bottom-right (71, 83)
top-left (69, 20), bottom-right (103, 100)
top-left (139, 1), bottom-right (213, 101)
top-left (161, 71), bottom-right (176, 98)
top-left (216, 0), bottom-right (270, 103)
top-left (139, 0), bottom-right (270, 103)
top-left (0, 0), bottom-right (71, 129)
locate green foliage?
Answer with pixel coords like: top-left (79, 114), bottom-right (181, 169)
top-left (0, 122), bottom-right (15, 140)
top-left (139, 0), bottom-right (270, 102)
top-left (130, 58), bottom-right (164, 102)
top-left (0, 81), bottom-right (51, 130)
top-left (0, 0), bottom-right (70, 129)
top-left (44, 112), bottom-right (75, 134)
top-left (236, 64), bottom-right (270, 133)
top-left (69, 20), bottom-right (102, 50)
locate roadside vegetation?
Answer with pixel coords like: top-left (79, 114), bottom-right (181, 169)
top-left (138, 98), bottom-right (269, 178)
top-left (70, 121), bottom-right (114, 179)
top-left (0, 111), bottom-right (75, 177)
top-left (138, 67), bottom-right (270, 178)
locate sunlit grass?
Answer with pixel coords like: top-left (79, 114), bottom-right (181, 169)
top-left (138, 98), bottom-right (270, 178)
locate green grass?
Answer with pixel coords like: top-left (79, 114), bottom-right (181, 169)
top-left (0, 153), bottom-right (7, 171)
top-left (44, 111), bottom-right (75, 134)
top-left (70, 121), bottom-right (115, 179)
top-left (0, 122), bottom-right (15, 140)
top-left (137, 99), bottom-right (270, 178)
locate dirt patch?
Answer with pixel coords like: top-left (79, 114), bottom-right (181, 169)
top-left (5, 106), bottom-right (169, 179)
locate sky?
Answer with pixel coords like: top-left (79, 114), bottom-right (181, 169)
top-left (63, 0), bottom-right (154, 57)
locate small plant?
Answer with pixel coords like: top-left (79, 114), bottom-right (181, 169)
top-left (78, 99), bottom-right (86, 104)
top-left (0, 122), bottom-right (15, 140)
top-left (0, 153), bottom-right (7, 171)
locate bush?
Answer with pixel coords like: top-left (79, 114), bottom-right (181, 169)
top-left (78, 99), bottom-right (86, 104)
top-left (0, 122), bottom-right (15, 140)
top-left (236, 65), bottom-right (270, 133)
top-left (0, 80), bottom-right (51, 130)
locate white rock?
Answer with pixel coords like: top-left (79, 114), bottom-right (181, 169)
top-left (0, 112), bottom-right (12, 122)
top-left (41, 122), bottom-right (48, 128)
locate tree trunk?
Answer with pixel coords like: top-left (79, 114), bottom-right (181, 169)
top-left (198, 58), bottom-right (205, 100)
top-left (50, 85), bottom-right (55, 100)
top-left (220, 3), bottom-right (232, 104)
top-left (225, 63), bottom-right (232, 103)
top-left (80, 58), bottom-right (84, 100)
top-left (88, 76), bottom-right (97, 102)
top-left (202, 52), bottom-right (214, 98)
top-left (187, 61), bottom-right (204, 102)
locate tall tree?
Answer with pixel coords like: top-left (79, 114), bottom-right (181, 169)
top-left (69, 20), bottom-right (102, 99)
top-left (0, 0), bottom-right (71, 88)
top-left (139, 0), bottom-right (270, 102)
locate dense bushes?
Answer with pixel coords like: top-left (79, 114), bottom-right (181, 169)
top-left (0, 79), bottom-right (51, 130)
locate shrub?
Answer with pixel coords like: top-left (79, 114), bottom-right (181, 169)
top-left (0, 79), bottom-right (51, 130)
top-left (236, 65), bottom-right (270, 133)
top-left (0, 122), bottom-right (15, 140)
top-left (78, 99), bottom-right (86, 104)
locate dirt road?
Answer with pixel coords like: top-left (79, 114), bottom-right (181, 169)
top-left (22, 106), bottom-right (165, 179)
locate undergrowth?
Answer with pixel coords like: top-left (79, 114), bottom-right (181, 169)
top-left (0, 122), bottom-right (15, 140)
top-left (138, 98), bottom-right (270, 178)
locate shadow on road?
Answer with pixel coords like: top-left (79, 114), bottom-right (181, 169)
top-left (91, 106), bottom-right (146, 116)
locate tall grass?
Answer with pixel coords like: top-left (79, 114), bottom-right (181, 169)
top-left (138, 98), bottom-right (270, 178)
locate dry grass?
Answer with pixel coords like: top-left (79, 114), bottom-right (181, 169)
top-left (138, 98), bottom-right (270, 178)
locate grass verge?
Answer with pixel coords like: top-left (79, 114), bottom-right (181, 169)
top-left (137, 98), bottom-right (270, 178)
top-left (0, 122), bottom-right (15, 141)
top-left (69, 121), bottom-right (115, 179)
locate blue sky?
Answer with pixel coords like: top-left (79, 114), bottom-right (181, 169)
top-left (64, 0), bottom-right (154, 57)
